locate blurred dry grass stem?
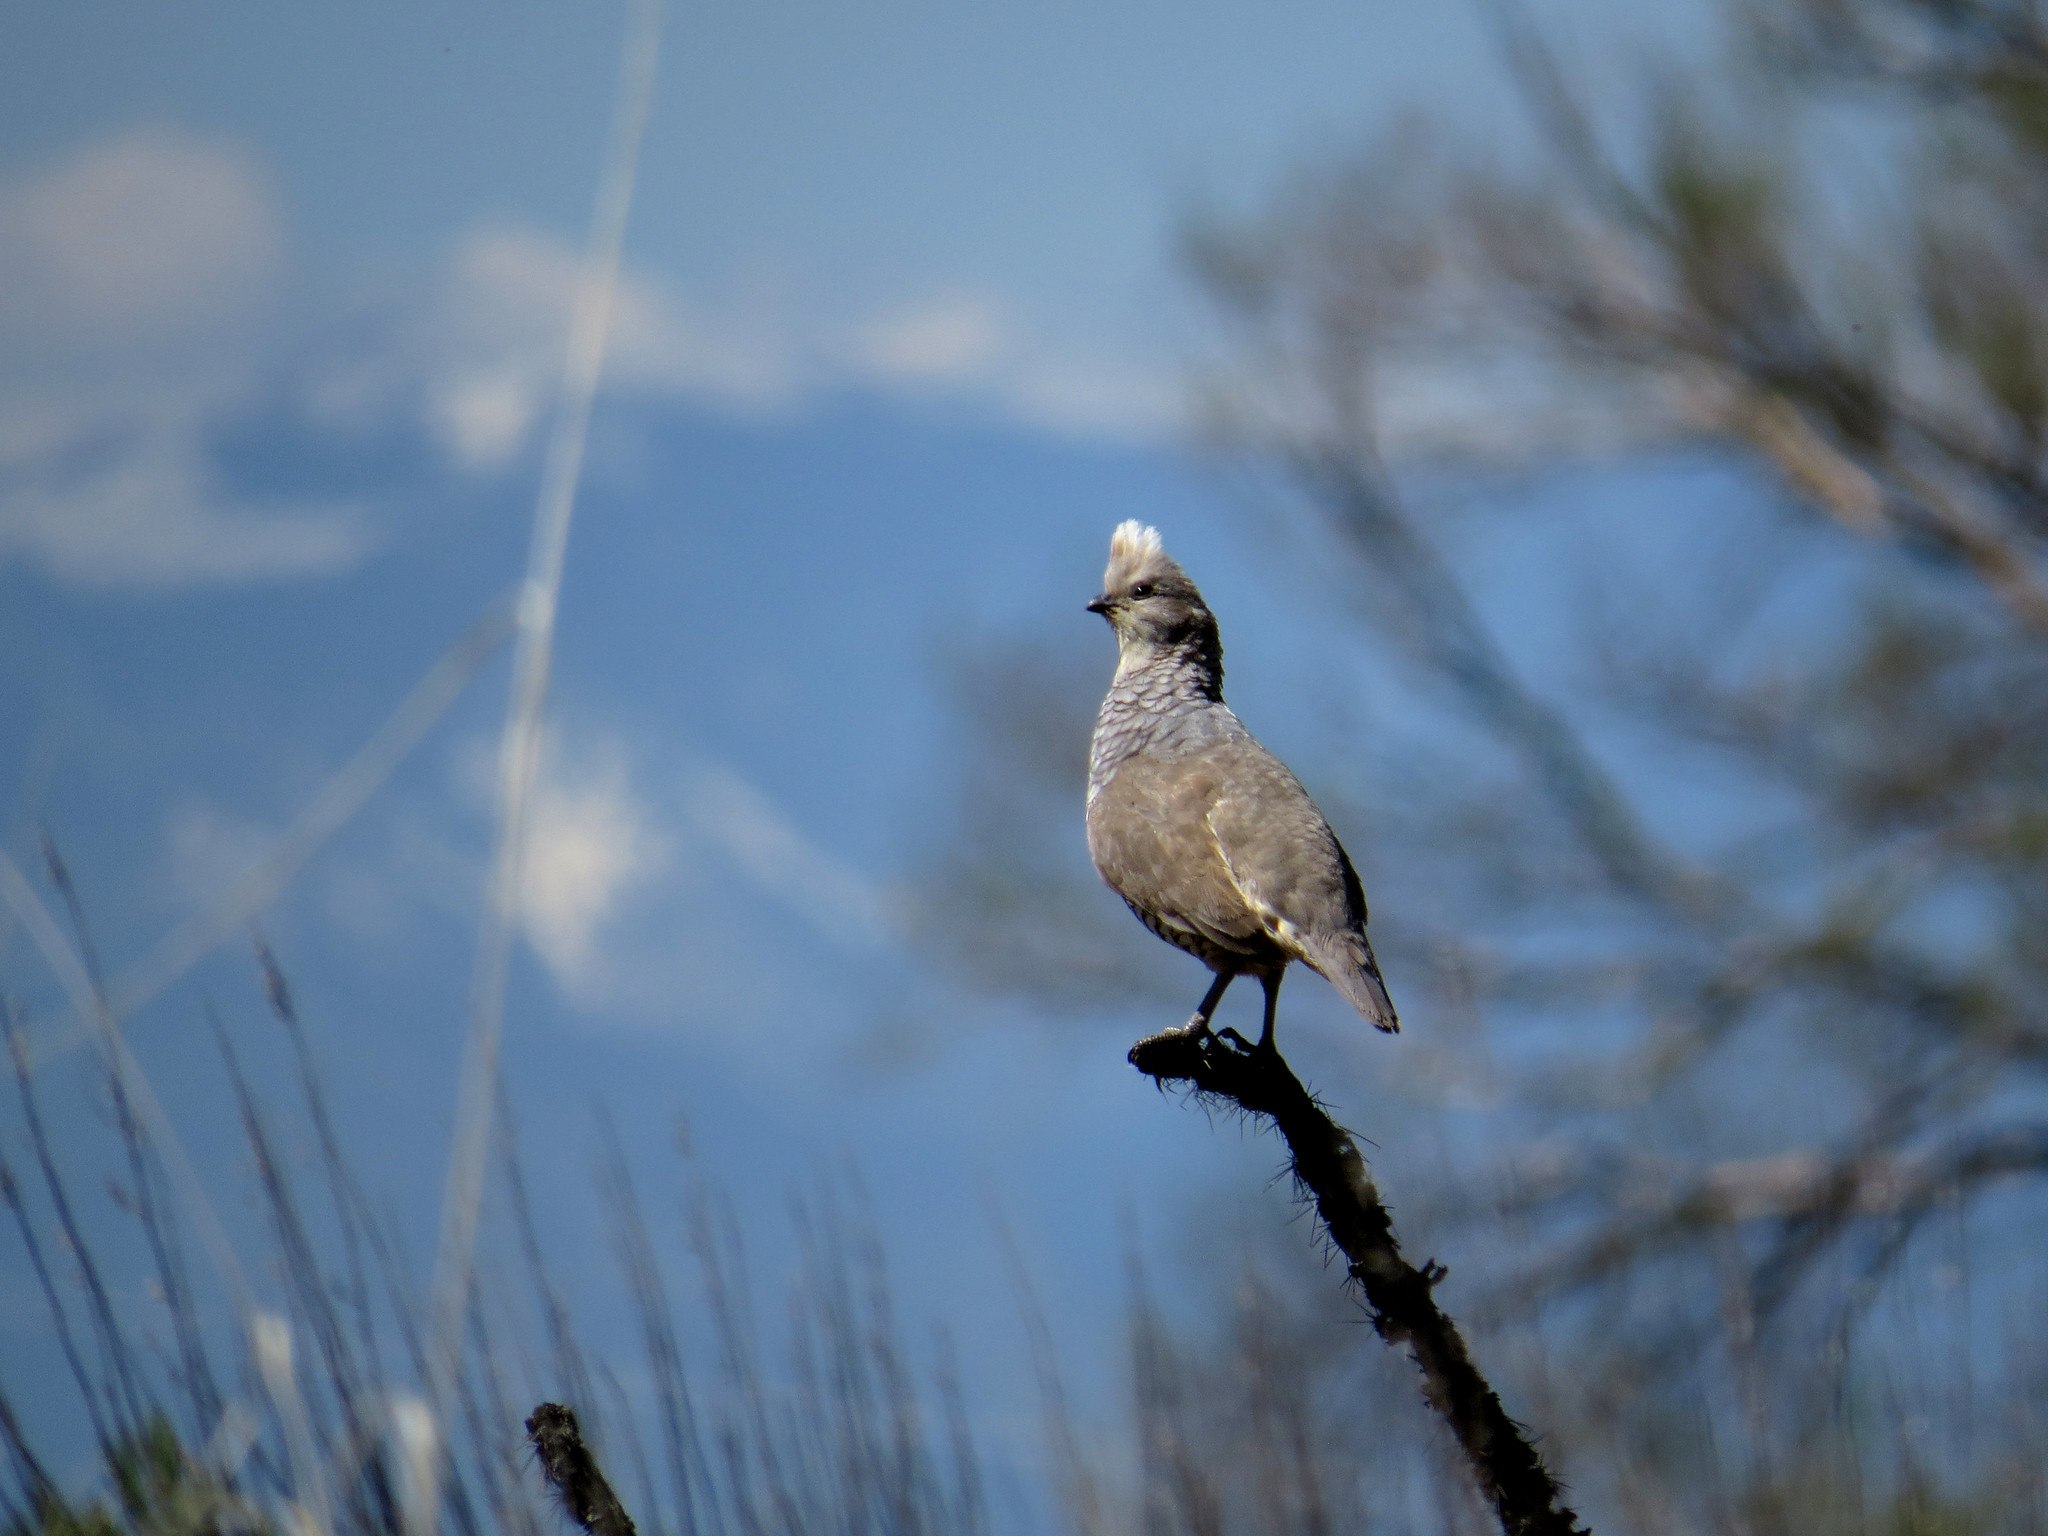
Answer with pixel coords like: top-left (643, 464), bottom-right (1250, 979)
top-left (427, 0), bottom-right (664, 1476)
top-left (0, 928), bottom-right (1011, 1536)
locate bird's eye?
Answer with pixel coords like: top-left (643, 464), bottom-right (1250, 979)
top-left (1130, 583), bottom-right (1154, 598)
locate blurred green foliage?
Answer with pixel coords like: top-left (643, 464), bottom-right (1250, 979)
top-left (7, 1417), bottom-right (258, 1536)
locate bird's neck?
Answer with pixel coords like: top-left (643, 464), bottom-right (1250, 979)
top-left (1112, 634), bottom-right (1224, 702)
top-left (1090, 643), bottom-right (1232, 805)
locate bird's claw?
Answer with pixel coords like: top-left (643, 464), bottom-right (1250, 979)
top-left (1130, 1020), bottom-right (1214, 1076)
top-left (1215, 1026), bottom-right (1282, 1058)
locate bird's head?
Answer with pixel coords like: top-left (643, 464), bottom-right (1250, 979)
top-left (1087, 521), bottom-right (1214, 647)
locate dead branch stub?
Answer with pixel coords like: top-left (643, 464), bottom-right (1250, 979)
top-left (526, 1403), bottom-right (637, 1536)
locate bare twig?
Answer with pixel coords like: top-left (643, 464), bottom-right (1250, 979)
top-left (1129, 1025), bottom-right (1589, 1536)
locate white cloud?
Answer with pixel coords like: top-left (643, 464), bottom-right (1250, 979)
top-left (0, 396), bottom-right (368, 587)
top-left (0, 129), bottom-right (371, 588)
top-left (838, 288), bottom-right (1178, 440)
top-left (999, 351), bottom-right (1181, 440)
top-left (153, 736), bottom-right (670, 1003)
top-left (420, 232), bottom-right (1181, 466)
top-left (851, 292), bottom-right (1009, 381)
top-left (429, 365), bottom-right (538, 473)
top-left (425, 227), bottom-right (803, 471)
top-left (0, 129), bottom-right (279, 346)
top-left (518, 739), bottom-right (671, 998)
top-left (190, 722), bottom-right (890, 1039)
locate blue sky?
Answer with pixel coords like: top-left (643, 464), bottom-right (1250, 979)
top-left (1, 0), bottom-right (1708, 456)
top-left (0, 0), bottom-right (1727, 1512)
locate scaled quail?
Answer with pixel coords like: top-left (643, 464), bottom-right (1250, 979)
top-left (1085, 521), bottom-right (1398, 1047)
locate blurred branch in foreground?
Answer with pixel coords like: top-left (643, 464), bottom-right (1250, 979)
top-left (1130, 1024), bottom-right (1588, 1536)
top-left (1177, 0), bottom-right (2048, 1303)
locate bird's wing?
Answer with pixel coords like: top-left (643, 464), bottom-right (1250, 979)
top-left (1204, 744), bottom-right (1400, 1032)
top-left (1087, 753), bottom-right (1267, 958)
top-left (1202, 745), bottom-right (1361, 939)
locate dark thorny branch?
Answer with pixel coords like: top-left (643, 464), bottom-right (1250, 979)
top-left (1128, 1025), bottom-right (1590, 1536)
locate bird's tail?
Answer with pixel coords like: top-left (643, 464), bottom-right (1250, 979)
top-left (1305, 932), bottom-right (1399, 1033)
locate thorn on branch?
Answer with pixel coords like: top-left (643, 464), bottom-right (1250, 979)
top-left (526, 1403), bottom-right (637, 1536)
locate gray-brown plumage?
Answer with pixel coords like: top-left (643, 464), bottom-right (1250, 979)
top-left (1085, 521), bottom-right (1397, 1046)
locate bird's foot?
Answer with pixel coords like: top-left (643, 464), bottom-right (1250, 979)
top-left (1148, 1014), bottom-right (1214, 1044)
top-left (1129, 1018), bottom-right (1215, 1074)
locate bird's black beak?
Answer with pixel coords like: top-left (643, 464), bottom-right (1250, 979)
top-left (1086, 594), bottom-right (1113, 615)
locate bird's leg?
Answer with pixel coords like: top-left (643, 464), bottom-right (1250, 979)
top-left (1255, 969), bottom-right (1284, 1052)
top-left (1185, 971), bottom-right (1234, 1036)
